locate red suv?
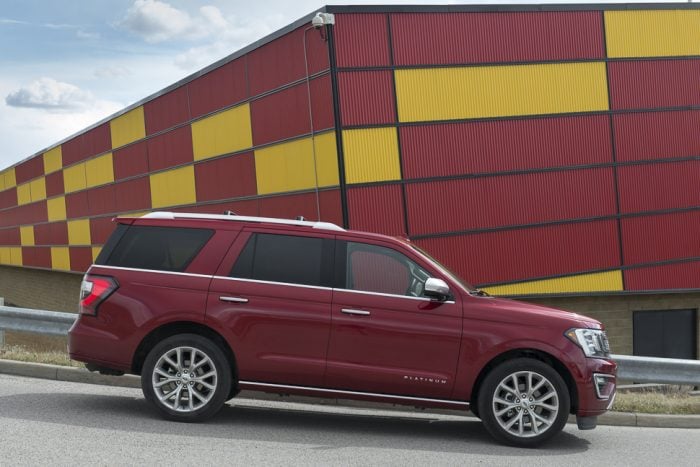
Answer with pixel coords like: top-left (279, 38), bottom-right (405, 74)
top-left (69, 212), bottom-right (616, 447)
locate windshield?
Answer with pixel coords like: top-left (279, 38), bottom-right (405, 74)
top-left (409, 244), bottom-right (478, 293)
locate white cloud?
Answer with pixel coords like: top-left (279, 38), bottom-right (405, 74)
top-left (118, 0), bottom-right (227, 43)
top-left (5, 77), bottom-right (96, 111)
top-left (77, 29), bottom-right (100, 40)
top-left (93, 65), bottom-right (132, 79)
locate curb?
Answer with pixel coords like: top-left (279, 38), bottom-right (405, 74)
top-left (1, 358), bottom-right (699, 429)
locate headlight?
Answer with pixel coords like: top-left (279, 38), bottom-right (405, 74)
top-left (565, 328), bottom-right (610, 358)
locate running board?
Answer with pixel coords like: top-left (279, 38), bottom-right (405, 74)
top-left (238, 381), bottom-right (470, 409)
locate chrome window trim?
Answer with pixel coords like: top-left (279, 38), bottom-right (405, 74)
top-left (335, 287), bottom-right (456, 304)
top-left (214, 275), bottom-right (333, 291)
top-left (93, 265), bottom-right (213, 279)
top-left (239, 381), bottom-right (469, 407)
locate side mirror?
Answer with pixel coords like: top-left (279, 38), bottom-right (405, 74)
top-left (424, 278), bottom-right (451, 301)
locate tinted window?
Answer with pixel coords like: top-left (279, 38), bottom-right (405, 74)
top-left (230, 233), bottom-right (328, 287)
top-left (345, 242), bottom-right (430, 297)
top-left (104, 226), bottom-right (213, 272)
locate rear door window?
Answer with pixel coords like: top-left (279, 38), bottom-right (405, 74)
top-left (101, 225), bottom-right (214, 272)
top-left (230, 233), bottom-right (333, 287)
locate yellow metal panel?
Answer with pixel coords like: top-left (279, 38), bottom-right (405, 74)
top-left (110, 106), bottom-right (146, 148)
top-left (0, 247), bottom-right (7, 264)
top-left (482, 270), bottom-right (624, 296)
top-left (47, 196), bottom-right (67, 222)
top-left (51, 247), bottom-right (70, 271)
top-left (16, 182), bottom-right (32, 205)
top-left (85, 153), bottom-right (114, 188)
top-left (30, 177), bottom-right (46, 202)
top-left (395, 62), bottom-right (609, 123)
top-left (63, 163), bottom-right (87, 193)
top-left (20, 226), bottom-right (35, 246)
top-left (68, 219), bottom-right (91, 245)
top-left (342, 127), bottom-right (401, 184)
top-left (605, 10), bottom-right (700, 58)
top-left (43, 146), bottom-right (63, 174)
top-left (2, 168), bottom-right (16, 189)
top-left (91, 246), bottom-right (102, 262)
top-left (313, 132), bottom-right (340, 188)
top-left (9, 247), bottom-right (22, 266)
top-left (255, 138), bottom-right (318, 195)
top-left (192, 104), bottom-right (253, 161)
top-left (0, 173), bottom-right (4, 191)
top-left (149, 165), bottom-right (196, 208)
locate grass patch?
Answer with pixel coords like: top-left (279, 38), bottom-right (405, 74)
top-left (0, 344), bottom-right (82, 367)
top-left (613, 388), bottom-right (700, 415)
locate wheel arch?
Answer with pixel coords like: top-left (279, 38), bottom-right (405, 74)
top-left (131, 321), bottom-right (238, 382)
top-left (469, 348), bottom-right (578, 416)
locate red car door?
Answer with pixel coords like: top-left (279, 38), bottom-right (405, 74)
top-left (206, 228), bottom-right (335, 387)
top-left (326, 238), bottom-right (463, 399)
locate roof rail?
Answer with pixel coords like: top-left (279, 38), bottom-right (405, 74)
top-left (141, 211), bottom-right (345, 232)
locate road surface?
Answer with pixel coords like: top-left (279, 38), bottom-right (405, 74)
top-left (0, 374), bottom-right (697, 465)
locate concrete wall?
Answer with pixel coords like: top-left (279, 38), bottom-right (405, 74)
top-left (0, 265), bottom-right (81, 313)
top-left (528, 293), bottom-right (700, 358)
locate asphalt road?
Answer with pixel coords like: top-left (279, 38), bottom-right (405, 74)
top-left (0, 374), bottom-right (698, 466)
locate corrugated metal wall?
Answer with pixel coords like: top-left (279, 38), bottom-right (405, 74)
top-left (333, 6), bottom-right (700, 296)
top-left (0, 23), bottom-right (340, 272)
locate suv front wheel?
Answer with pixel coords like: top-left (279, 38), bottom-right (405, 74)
top-left (141, 334), bottom-right (232, 422)
top-left (477, 358), bottom-right (570, 447)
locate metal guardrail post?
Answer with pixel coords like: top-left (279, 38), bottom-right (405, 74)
top-left (0, 297), bottom-right (4, 346)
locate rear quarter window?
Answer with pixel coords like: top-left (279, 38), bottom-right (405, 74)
top-left (100, 225), bottom-right (214, 272)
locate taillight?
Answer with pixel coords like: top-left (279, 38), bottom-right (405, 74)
top-left (79, 275), bottom-right (118, 315)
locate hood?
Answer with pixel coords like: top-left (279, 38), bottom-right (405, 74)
top-left (467, 295), bottom-right (602, 330)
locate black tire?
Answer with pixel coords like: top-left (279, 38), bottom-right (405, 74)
top-left (477, 358), bottom-right (570, 447)
top-left (141, 334), bottom-right (232, 422)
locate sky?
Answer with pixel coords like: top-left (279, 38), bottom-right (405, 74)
top-left (0, 0), bottom-right (690, 170)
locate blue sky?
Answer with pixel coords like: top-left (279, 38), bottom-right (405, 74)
top-left (0, 0), bottom-right (687, 170)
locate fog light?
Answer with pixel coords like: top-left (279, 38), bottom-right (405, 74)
top-left (594, 373), bottom-right (616, 400)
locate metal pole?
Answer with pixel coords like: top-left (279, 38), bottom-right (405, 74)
top-left (0, 297), bottom-right (4, 347)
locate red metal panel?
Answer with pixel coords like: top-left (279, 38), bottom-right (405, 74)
top-left (319, 189), bottom-right (342, 227)
top-left (34, 222), bottom-right (68, 246)
top-left (19, 201), bottom-right (48, 225)
top-left (194, 152), bottom-right (257, 202)
top-left (0, 188), bottom-right (17, 210)
top-left (608, 59), bottom-right (700, 110)
top-left (406, 168), bottom-right (616, 235)
top-left (188, 57), bottom-right (247, 119)
top-left (87, 185), bottom-right (117, 216)
top-left (147, 126), bottom-right (194, 172)
top-left (62, 123), bottom-right (112, 166)
top-left (618, 161), bottom-right (700, 214)
top-left (310, 74), bottom-right (334, 132)
top-left (334, 13), bottom-right (390, 67)
top-left (625, 261), bottom-right (700, 291)
top-left (391, 11), bottom-right (604, 66)
top-left (401, 115), bottom-right (612, 179)
top-left (338, 71), bottom-right (395, 126)
top-left (251, 83), bottom-right (310, 146)
top-left (144, 86), bottom-right (190, 135)
top-left (66, 191), bottom-right (89, 219)
top-left (69, 246), bottom-right (93, 272)
top-left (347, 185), bottom-right (406, 236)
top-left (90, 216), bottom-right (116, 244)
top-left (259, 192), bottom-right (320, 221)
top-left (622, 212), bottom-right (700, 265)
top-left (113, 140), bottom-right (149, 181)
top-left (15, 156), bottom-right (44, 184)
top-left (113, 177), bottom-right (151, 212)
top-left (248, 27), bottom-right (328, 97)
top-left (22, 246), bottom-right (51, 268)
top-left (45, 171), bottom-right (64, 198)
top-left (613, 110), bottom-right (700, 163)
top-left (0, 227), bottom-right (20, 245)
top-left (415, 220), bottom-right (621, 286)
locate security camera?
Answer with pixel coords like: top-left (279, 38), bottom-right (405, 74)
top-left (311, 12), bottom-right (335, 28)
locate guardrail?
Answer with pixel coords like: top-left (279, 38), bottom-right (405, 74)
top-left (0, 305), bottom-right (699, 386)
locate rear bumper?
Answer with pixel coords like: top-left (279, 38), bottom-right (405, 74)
top-left (68, 315), bottom-right (132, 373)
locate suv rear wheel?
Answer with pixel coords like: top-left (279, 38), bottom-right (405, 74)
top-left (477, 358), bottom-right (570, 447)
top-left (141, 334), bottom-right (232, 422)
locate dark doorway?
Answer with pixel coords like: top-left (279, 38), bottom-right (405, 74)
top-left (633, 309), bottom-right (697, 359)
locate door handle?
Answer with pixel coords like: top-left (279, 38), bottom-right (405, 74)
top-left (341, 308), bottom-right (371, 316)
top-left (219, 296), bottom-right (248, 304)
